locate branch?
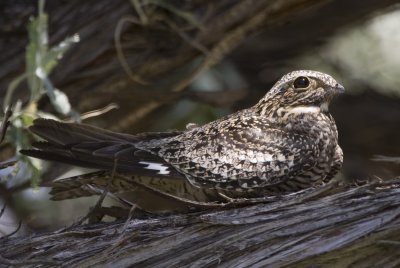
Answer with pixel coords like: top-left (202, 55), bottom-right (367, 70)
top-left (1, 179), bottom-right (400, 267)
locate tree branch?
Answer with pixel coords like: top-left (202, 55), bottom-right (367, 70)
top-left (1, 179), bottom-right (400, 267)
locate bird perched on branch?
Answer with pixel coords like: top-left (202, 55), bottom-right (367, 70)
top-left (21, 70), bottom-right (344, 209)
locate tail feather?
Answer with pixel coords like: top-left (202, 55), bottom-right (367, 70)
top-left (30, 118), bottom-right (182, 145)
top-left (21, 119), bottom-right (184, 178)
top-left (29, 118), bottom-right (138, 145)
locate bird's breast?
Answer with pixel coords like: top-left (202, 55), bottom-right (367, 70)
top-left (280, 112), bottom-right (337, 139)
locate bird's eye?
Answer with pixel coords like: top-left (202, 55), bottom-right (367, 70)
top-left (293, 76), bottom-right (310, 89)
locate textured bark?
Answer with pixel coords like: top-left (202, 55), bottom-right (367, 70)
top-left (1, 179), bottom-right (400, 267)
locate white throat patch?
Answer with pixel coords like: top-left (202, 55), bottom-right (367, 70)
top-left (288, 102), bottom-right (329, 114)
top-left (288, 106), bottom-right (320, 114)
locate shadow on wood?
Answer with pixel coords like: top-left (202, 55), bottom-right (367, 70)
top-left (1, 178), bottom-right (400, 267)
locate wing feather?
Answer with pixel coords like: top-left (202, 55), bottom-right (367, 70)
top-left (21, 119), bottom-right (184, 178)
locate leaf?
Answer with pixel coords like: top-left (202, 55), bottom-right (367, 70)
top-left (26, 17), bottom-right (43, 99)
top-left (3, 73), bottom-right (28, 109)
top-left (51, 89), bottom-right (72, 115)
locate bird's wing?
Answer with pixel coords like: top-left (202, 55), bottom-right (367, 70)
top-left (21, 119), bottom-right (184, 178)
top-left (157, 124), bottom-right (320, 189)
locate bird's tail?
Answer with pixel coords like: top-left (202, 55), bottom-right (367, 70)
top-left (20, 119), bottom-right (183, 177)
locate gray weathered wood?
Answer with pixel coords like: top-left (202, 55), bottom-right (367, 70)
top-left (1, 179), bottom-right (400, 267)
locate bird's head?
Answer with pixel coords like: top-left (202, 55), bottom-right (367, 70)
top-left (255, 70), bottom-right (344, 116)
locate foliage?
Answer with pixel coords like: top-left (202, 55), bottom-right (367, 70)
top-left (1, 0), bottom-right (79, 186)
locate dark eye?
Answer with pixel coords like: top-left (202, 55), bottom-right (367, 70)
top-left (293, 76), bottom-right (310, 89)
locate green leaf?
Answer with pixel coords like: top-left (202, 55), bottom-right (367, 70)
top-left (3, 73), bottom-right (28, 110)
top-left (43, 34), bottom-right (80, 73)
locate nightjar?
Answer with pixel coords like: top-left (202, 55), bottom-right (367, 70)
top-left (21, 70), bottom-right (344, 209)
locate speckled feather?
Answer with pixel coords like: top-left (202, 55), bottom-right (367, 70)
top-left (134, 70), bottom-right (344, 193)
top-left (22, 70), bottom-right (344, 201)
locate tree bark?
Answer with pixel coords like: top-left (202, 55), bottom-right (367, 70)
top-left (1, 179), bottom-right (400, 267)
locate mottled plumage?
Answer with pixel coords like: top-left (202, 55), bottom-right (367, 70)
top-left (21, 70), bottom-right (344, 207)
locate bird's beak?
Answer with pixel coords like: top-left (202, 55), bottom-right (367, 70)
top-left (334, 83), bottom-right (345, 94)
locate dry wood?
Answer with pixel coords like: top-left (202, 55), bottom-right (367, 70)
top-left (1, 179), bottom-right (400, 267)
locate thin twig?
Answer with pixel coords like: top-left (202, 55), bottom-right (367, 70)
top-left (118, 204), bottom-right (137, 236)
top-left (63, 103), bottom-right (120, 123)
top-left (0, 106), bottom-right (12, 144)
top-left (114, 16), bottom-right (150, 85)
top-left (377, 240), bottom-right (400, 246)
top-left (0, 220), bottom-right (22, 239)
top-left (0, 203), bottom-right (5, 219)
top-left (166, 19), bottom-right (209, 55)
top-left (61, 160), bottom-right (120, 230)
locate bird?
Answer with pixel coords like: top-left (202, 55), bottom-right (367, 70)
top-left (21, 70), bottom-right (344, 209)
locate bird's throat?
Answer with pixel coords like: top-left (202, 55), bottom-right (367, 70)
top-left (287, 106), bottom-right (320, 114)
top-left (287, 102), bottom-right (329, 114)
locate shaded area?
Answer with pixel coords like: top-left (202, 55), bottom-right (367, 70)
top-left (1, 179), bottom-right (400, 267)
